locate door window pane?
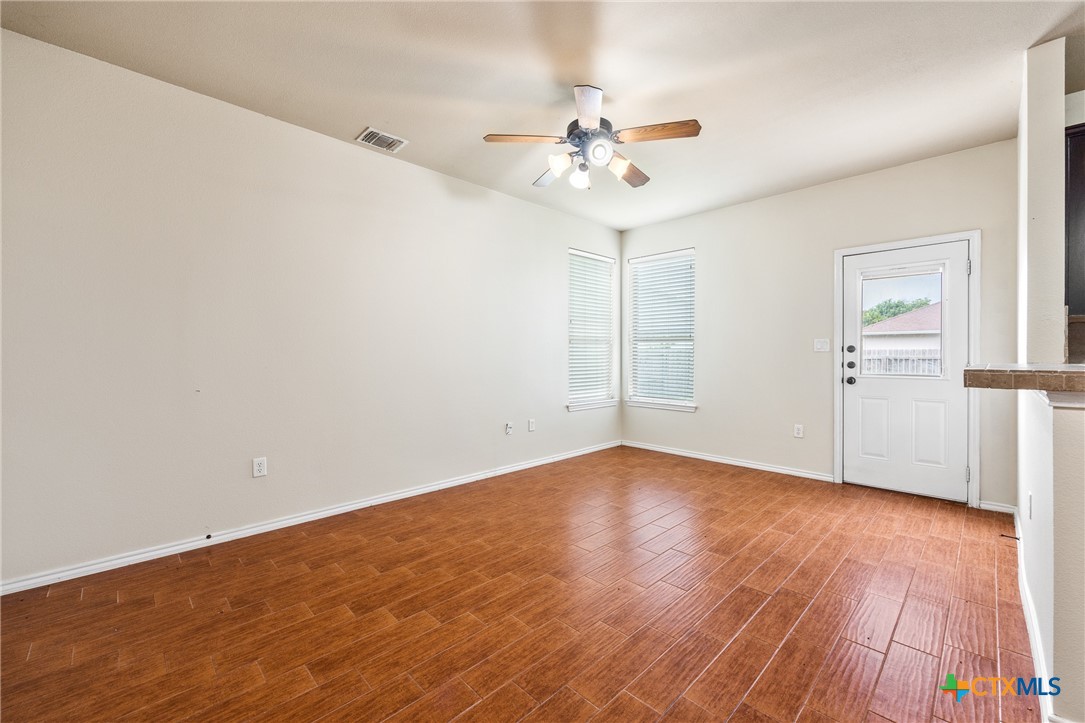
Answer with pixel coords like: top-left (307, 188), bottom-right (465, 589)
top-left (860, 271), bottom-right (943, 376)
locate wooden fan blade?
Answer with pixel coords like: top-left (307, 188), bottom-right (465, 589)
top-left (573, 85), bottom-right (603, 130)
top-left (609, 152), bottom-right (650, 188)
top-left (483, 134), bottom-right (565, 143)
top-left (622, 162), bottom-right (650, 188)
top-left (613, 119), bottom-right (701, 143)
top-left (533, 169), bottom-right (557, 187)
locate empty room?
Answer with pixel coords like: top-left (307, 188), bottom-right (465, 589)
top-left (2, 2), bottom-right (1084, 721)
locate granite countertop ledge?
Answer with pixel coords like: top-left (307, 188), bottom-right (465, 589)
top-left (964, 363), bottom-right (1085, 392)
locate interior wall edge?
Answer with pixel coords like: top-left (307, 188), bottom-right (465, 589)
top-left (0, 440), bottom-right (622, 594)
top-left (977, 501), bottom-right (1017, 515)
top-left (1014, 509), bottom-right (1057, 723)
top-left (620, 439), bottom-right (834, 483)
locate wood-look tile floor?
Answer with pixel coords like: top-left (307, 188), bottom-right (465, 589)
top-left (1, 447), bottom-right (1040, 722)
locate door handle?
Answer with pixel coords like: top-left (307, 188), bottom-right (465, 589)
top-left (846, 377), bottom-right (856, 385)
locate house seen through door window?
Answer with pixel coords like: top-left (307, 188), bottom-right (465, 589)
top-left (860, 270), bottom-right (944, 377)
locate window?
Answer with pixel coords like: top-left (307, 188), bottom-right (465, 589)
top-left (628, 249), bottom-right (696, 411)
top-left (860, 269), bottom-right (944, 377)
top-left (568, 249), bottom-right (616, 410)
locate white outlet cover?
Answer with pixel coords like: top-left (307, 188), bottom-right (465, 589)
top-left (813, 338), bottom-right (831, 352)
top-left (252, 457), bottom-right (267, 477)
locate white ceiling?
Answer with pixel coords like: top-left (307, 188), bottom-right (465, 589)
top-left (2, 2), bottom-right (1082, 230)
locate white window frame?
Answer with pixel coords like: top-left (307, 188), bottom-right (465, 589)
top-left (567, 248), bottom-right (618, 411)
top-left (626, 248), bottom-right (697, 412)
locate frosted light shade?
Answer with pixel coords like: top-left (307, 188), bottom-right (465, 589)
top-left (548, 153), bottom-right (572, 177)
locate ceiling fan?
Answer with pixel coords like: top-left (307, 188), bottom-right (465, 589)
top-left (483, 85), bottom-right (701, 190)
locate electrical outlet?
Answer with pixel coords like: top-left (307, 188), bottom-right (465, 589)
top-left (505, 423), bottom-right (513, 436)
top-left (252, 457), bottom-right (267, 477)
top-left (528, 418), bottom-right (536, 432)
top-left (793, 424), bottom-right (804, 439)
top-left (813, 338), bottom-right (831, 352)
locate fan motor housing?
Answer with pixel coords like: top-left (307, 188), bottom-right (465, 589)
top-left (566, 117), bottom-right (613, 147)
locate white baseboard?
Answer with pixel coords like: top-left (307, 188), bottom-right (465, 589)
top-left (978, 501), bottom-right (1017, 515)
top-left (620, 440), bottom-right (834, 483)
top-left (1013, 509), bottom-right (1058, 723)
top-left (0, 440), bottom-right (622, 595)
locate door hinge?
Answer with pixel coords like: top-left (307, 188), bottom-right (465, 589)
top-left (966, 258), bottom-right (972, 275)
top-left (966, 466), bottom-right (971, 484)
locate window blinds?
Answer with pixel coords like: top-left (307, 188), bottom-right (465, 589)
top-left (629, 251), bottom-right (696, 402)
top-left (568, 250), bottom-right (615, 406)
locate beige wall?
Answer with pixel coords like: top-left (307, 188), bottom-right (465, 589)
top-left (1052, 402), bottom-right (1084, 722)
top-left (1016, 37), bottom-right (1083, 723)
top-left (1016, 393), bottom-right (1085, 723)
top-left (1, 32), bottom-right (621, 585)
top-left (1017, 390), bottom-right (1055, 678)
top-left (1018, 38), bottom-right (1066, 363)
top-left (621, 141), bottom-right (1019, 504)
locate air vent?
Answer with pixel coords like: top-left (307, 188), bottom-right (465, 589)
top-left (355, 127), bottom-right (409, 153)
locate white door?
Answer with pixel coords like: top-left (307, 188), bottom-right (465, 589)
top-left (842, 240), bottom-right (970, 501)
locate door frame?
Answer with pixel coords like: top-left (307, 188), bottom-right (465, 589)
top-left (832, 230), bottom-right (982, 507)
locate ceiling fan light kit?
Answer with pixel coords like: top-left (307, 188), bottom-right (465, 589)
top-left (548, 152), bottom-right (573, 177)
top-left (569, 163), bottom-right (591, 190)
top-left (484, 85), bottom-right (701, 190)
top-left (584, 136), bottom-right (614, 167)
top-left (608, 155), bottom-right (631, 179)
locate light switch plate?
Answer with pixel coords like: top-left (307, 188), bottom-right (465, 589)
top-left (813, 338), bottom-right (831, 352)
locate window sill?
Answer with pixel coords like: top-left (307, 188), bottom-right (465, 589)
top-left (625, 399), bottom-right (698, 413)
top-left (567, 399), bottom-right (619, 412)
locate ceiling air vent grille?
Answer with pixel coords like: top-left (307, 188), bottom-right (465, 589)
top-left (355, 127), bottom-right (409, 153)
